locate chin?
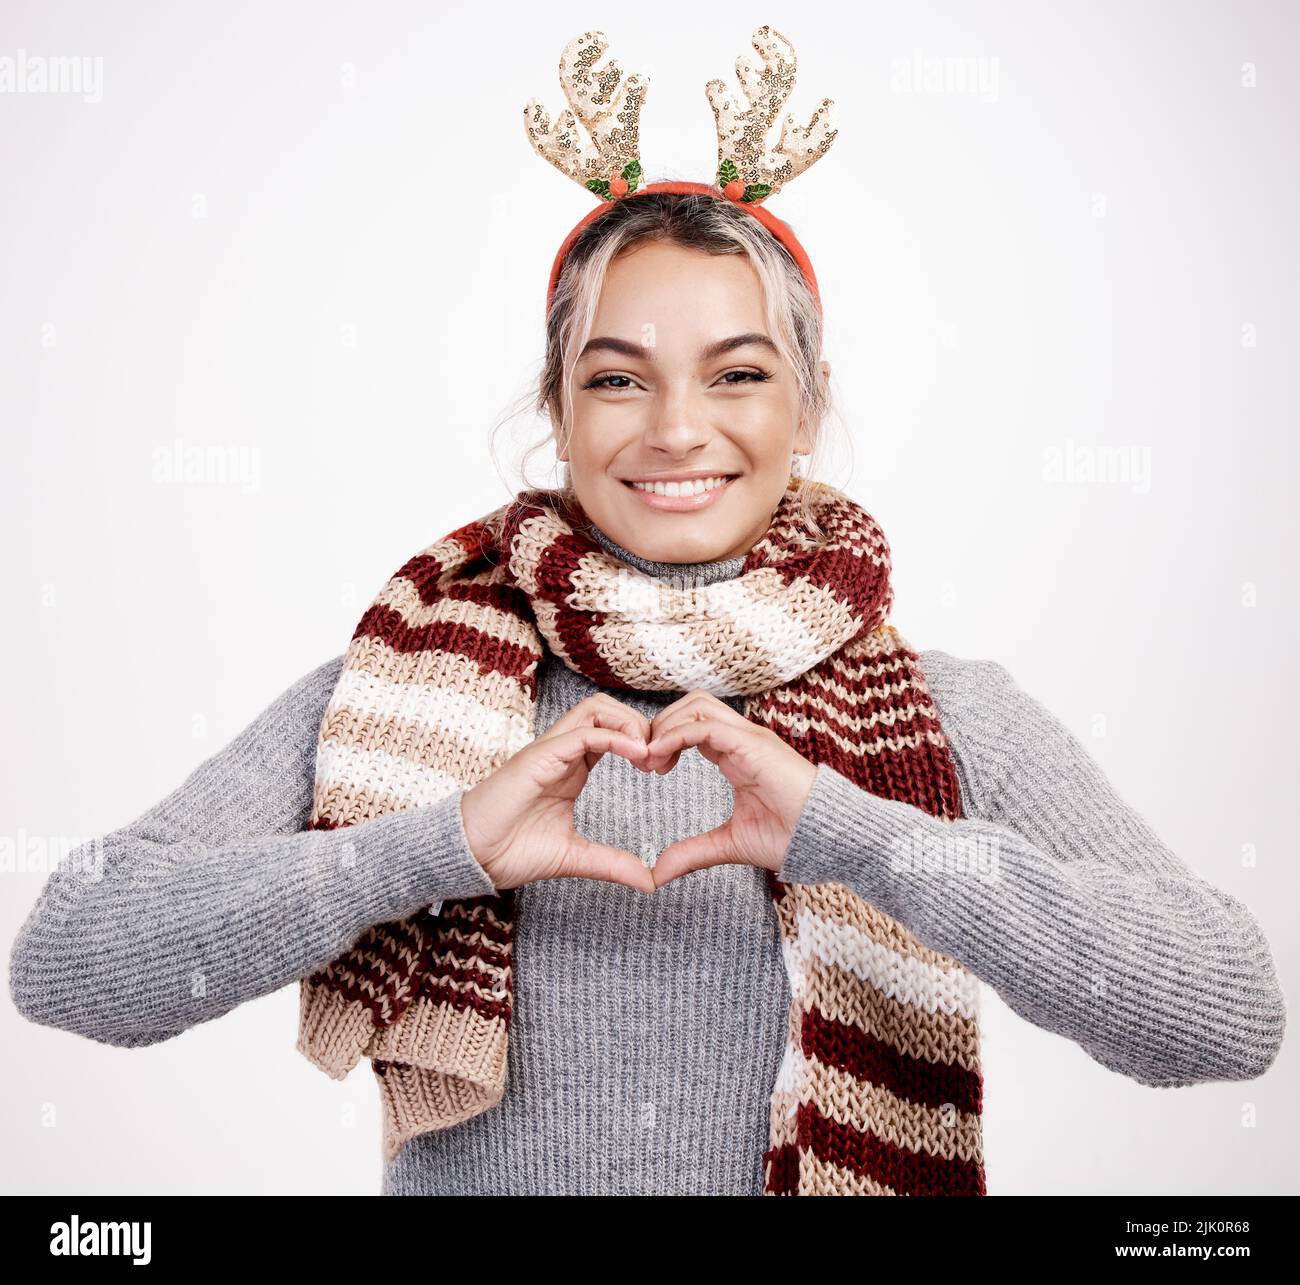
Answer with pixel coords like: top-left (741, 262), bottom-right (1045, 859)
top-left (633, 528), bottom-right (743, 564)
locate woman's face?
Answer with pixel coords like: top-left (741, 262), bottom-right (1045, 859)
top-left (557, 239), bottom-right (824, 564)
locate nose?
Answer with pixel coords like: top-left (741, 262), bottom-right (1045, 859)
top-left (640, 388), bottom-right (712, 459)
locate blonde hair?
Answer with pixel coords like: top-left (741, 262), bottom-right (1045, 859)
top-left (489, 190), bottom-right (852, 547)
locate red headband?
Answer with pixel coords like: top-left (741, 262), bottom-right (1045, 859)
top-left (546, 180), bottom-right (822, 319)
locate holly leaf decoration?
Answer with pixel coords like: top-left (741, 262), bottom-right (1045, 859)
top-left (621, 159), bottom-right (642, 193)
top-left (742, 183), bottom-right (772, 203)
top-left (718, 157), bottom-right (740, 187)
top-left (586, 178), bottom-right (612, 199)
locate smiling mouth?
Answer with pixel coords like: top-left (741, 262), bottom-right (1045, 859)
top-left (621, 474), bottom-right (739, 498)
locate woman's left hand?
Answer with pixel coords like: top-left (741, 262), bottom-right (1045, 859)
top-left (643, 690), bottom-right (818, 886)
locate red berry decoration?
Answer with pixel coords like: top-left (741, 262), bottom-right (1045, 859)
top-left (610, 175), bottom-right (629, 198)
top-left (723, 179), bottom-right (745, 201)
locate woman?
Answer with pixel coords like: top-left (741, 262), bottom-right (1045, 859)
top-left (9, 35), bottom-right (1286, 1197)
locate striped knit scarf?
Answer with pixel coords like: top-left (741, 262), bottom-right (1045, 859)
top-left (296, 476), bottom-right (986, 1195)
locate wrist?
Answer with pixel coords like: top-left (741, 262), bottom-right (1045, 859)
top-left (457, 787), bottom-right (500, 887)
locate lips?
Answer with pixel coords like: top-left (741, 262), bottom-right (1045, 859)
top-left (621, 474), bottom-right (738, 512)
top-left (624, 474), bottom-right (735, 497)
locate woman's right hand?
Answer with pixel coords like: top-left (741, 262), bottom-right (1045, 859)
top-left (459, 693), bottom-right (655, 893)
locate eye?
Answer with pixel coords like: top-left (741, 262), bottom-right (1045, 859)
top-left (581, 368), bottom-right (773, 392)
top-left (582, 374), bottom-right (638, 391)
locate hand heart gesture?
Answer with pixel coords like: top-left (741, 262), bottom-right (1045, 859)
top-left (642, 690), bottom-right (818, 886)
top-left (458, 689), bottom-right (818, 893)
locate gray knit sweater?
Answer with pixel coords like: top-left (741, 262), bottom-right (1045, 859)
top-left (7, 525), bottom-right (1287, 1195)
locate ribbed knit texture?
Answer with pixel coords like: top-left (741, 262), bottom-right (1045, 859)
top-left (7, 525), bottom-right (1286, 1194)
top-left (296, 480), bottom-right (981, 1190)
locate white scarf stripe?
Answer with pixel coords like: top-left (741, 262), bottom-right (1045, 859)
top-left (301, 482), bottom-right (987, 1190)
top-left (328, 669), bottom-right (534, 758)
top-left (628, 620), bottom-right (732, 694)
top-left (795, 907), bottom-right (980, 1019)
top-left (773, 1043), bottom-right (805, 1113)
top-left (315, 740), bottom-right (466, 810)
top-left (714, 579), bottom-right (831, 683)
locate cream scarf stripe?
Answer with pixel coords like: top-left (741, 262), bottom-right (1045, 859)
top-left (574, 560), bottom-right (856, 687)
top-left (325, 669), bottom-right (533, 762)
top-left (797, 910), bottom-right (981, 1020)
top-left (773, 1048), bottom-right (983, 1163)
top-left (298, 482), bottom-right (987, 1193)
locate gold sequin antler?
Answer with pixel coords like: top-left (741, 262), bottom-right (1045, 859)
top-left (523, 31), bottom-right (648, 201)
top-left (706, 26), bottom-right (837, 203)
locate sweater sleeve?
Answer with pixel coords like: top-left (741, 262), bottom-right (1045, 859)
top-left (7, 655), bottom-right (497, 1048)
top-left (775, 649), bottom-right (1287, 1089)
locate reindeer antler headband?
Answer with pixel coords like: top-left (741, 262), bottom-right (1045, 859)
top-left (525, 25), bottom-right (838, 315)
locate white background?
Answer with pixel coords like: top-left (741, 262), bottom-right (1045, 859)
top-left (1, 0), bottom-right (1296, 1195)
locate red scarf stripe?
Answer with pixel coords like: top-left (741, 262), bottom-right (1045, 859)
top-left (496, 516), bottom-right (620, 685)
top-left (755, 717), bottom-right (961, 819)
top-left (765, 720), bottom-right (955, 797)
top-left (434, 926), bottom-right (514, 978)
top-left (421, 953), bottom-right (513, 1001)
top-left (793, 1100), bottom-right (986, 1196)
top-left (392, 562), bottom-right (533, 620)
top-left (390, 553), bottom-right (462, 603)
top-left (436, 920), bottom-right (517, 957)
top-left (838, 742), bottom-right (961, 819)
top-left (801, 548), bottom-right (892, 624)
top-left (352, 604), bottom-right (542, 694)
top-left (755, 687), bottom-right (949, 757)
top-left (421, 894), bottom-right (518, 1027)
top-left (428, 923), bottom-right (514, 958)
top-left (423, 959), bottom-right (512, 1002)
top-left (746, 544), bottom-right (891, 629)
top-left (806, 662), bottom-right (917, 700)
top-left (436, 899), bottom-right (516, 934)
top-left (428, 931), bottom-right (512, 976)
top-left (445, 580), bottom-right (535, 616)
top-left (816, 650), bottom-right (914, 684)
top-left (799, 1004), bottom-right (983, 1115)
top-left (315, 964), bottom-right (418, 1025)
top-left (325, 953), bottom-right (428, 1014)
top-left (533, 539), bottom-right (626, 690)
top-left (424, 974), bottom-right (513, 1022)
top-left (319, 919), bottom-right (438, 1017)
top-left (749, 500), bottom-right (886, 564)
top-left (522, 523), bottom-right (604, 600)
top-left (330, 931), bottom-right (512, 1035)
top-left (300, 481), bottom-right (986, 1192)
top-left (764, 665), bottom-right (943, 730)
top-left (443, 516), bottom-right (502, 565)
top-left (761, 1142), bottom-right (801, 1195)
top-left (557, 612), bottom-right (627, 691)
top-left (385, 512), bottom-right (504, 600)
top-left (332, 918), bottom-right (432, 977)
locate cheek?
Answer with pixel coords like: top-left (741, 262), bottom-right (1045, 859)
top-left (737, 411), bottom-right (800, 474)
top-left (567, 407), bottom-right (621, 464)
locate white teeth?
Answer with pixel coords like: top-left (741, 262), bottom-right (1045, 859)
top-left (630, 476), bottom-right (731, 496)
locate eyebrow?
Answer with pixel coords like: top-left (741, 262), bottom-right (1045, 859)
top-left (577, 332), bottom-right (780, 363)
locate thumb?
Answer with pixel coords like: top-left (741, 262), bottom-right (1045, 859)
top-left (567, 834), bottom-right (656, 894)
top-left (652, 824), bottom-right (736, 888)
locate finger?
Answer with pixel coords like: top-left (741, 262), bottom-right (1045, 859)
top-left (566, 835), bottom-right (656, 894)
top-left (538, 694), bottom-right (651, 746)
top-left (647, 706), bottom-right (736, 765)
top-left (649, 689), bottom-right (730, 727)
top-left (649, 690), bottom-right (750, 746)
top-left (645, 717), bottom-right (752, 775)
top-left (533, 725), bottom-right (650, 781)
top-left (651, 824), bottom-right (738, 887)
